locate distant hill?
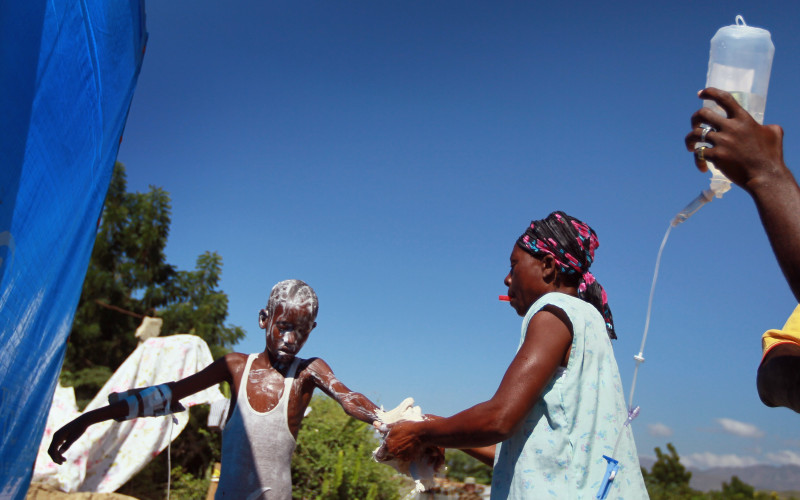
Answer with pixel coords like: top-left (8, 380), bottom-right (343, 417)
top-left (639, 458), bottom-right (800, 493)
top-left (688, 465), bottom-right (800, 493)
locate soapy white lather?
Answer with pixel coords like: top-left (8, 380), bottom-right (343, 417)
top-left (373, 397), bottom-right (437, 492)
top-left (266, 280), bottom-right (318, 318)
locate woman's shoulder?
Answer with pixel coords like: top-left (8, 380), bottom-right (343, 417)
top-left (525, 292), bottom-right (603, 334)
top-left (539, 291), bottom-right (580, 305)
top-left (528, 292), bottom-right (586, 317)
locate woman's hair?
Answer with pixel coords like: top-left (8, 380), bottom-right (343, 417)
top-left (516, 211), bottom-right (616, 339)
top-left (265, 279), bottom-right (319, 320)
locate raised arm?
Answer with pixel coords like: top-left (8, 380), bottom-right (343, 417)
top-left (382, 307), bottom-right (571, 463)
top-left (686, 88), bottom-right (800, 412)
top-left (306, 357), bottom-right (381, 424)
top-left (48, 355), bottom-right (232, 464)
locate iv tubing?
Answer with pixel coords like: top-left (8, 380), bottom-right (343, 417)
top-left (671, 189), bottom-right (714, 227)
top-left (627, 223), bottom-right (672, 410)
top-left (629, 188), bottom-right (714, 408)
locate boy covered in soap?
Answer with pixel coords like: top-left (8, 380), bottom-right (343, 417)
top-left (49, 279), bottom-right (404, 499)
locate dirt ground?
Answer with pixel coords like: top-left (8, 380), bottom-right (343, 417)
top-left (26, 484), bottom-right (139, 500)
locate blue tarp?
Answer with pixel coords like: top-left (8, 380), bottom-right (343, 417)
top-left (0, 1), bottom-right (146, 497)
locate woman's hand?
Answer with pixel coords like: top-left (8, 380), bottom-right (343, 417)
top-left (378, 419), bottom-right (445, 473)
top-left (381, 420), bottom-right (427, 462)
top-left (48, 418), bottom-right (89, 464)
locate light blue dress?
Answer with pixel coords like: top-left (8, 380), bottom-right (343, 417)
top-left (491, 293), bottom-right (648, 499)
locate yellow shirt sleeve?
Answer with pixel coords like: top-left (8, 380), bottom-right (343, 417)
top-left (762, 304), bottom-right (800, 358)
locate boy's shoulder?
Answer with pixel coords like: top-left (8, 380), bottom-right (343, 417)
top-left (221, 351), bottom-right (256, 376)
top-left (297, 356), bottom-right (325, 371)
top-left (296, 356), bottom-right (335, 379)
top-left (223, 351), bottom-right (250, 364)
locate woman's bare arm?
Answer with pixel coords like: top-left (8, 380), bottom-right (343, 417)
top-left (383, 308), bottom-right (571, 460)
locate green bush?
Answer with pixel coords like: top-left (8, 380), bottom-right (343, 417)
top-left (291, 395), bottom-right (404, 500)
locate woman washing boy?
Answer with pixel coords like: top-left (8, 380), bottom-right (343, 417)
top-left (381, 212), bottom-right (649, 499)
top-left (49, 279), bottom-right (391, 499)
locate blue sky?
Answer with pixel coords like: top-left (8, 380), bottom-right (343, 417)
top-left (116, 0), bottom-right (800, 469)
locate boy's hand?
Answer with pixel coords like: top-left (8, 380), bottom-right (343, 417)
top-left (48, 418), bottom-right (88, 464)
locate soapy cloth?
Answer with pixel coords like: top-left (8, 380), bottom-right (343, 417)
top-left (373, 398), bottom-right (438, 492)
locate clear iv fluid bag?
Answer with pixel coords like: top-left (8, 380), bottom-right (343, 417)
top-left (703, 15), bottom-right (775, 197)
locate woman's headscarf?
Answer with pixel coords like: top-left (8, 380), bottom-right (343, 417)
top-left (516, 211), bottom-right (616, 339)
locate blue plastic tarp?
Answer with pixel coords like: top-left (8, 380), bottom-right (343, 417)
top-left (0, 1), bottom-right (146, 497)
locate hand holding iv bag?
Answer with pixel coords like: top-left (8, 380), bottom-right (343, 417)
top-left (701, 15), bottom-right (774, 197)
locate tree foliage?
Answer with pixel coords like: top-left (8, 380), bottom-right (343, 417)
top-left (60, 163), bottom-right (242, 497)
top-left (291, 395), bottom-right (405, 500)
top-left (116, 405), bottom-right (221, 500)
top-left (642, 442), bottom-right (700, 499)
top-left (443, 449), bottom-right (492, 485)
top-left (62, 162), bottom-right (244, 405)
top-left (642, 443), bottom-right (791, 500)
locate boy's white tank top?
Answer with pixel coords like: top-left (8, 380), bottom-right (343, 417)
top-left (216, 354), bottom-right (300, 500)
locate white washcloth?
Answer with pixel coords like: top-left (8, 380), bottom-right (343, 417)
top-left (373, 397), bottom-right (438, 492)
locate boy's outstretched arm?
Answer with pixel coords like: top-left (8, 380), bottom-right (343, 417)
top-left (48, 400), bottom-right (128, 464)
top-left (48, 355), bottom-right (233, 464)
top-left (306, 357), bottom-right (380, 424)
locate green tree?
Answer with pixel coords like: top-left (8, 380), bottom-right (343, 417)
top-left (60, 163), bottom-right (243, 498)
top-left (712, 476), bottom-right (756, 500)
top-left (291, 395), bottom-right (405, 500)
top-left (443, 449), bottom-right (492, 485)
top-left (706, 475), bottom-right (782, 500)
top-left (159, 250), bottom-right (245, 360)
top-left (642, 443), bottom-right (705, 500)
top-left (115, 405), bottom-right (221, 500)
top-left (62, 162), bottom-right (244, 405)
top-left (641, 444), bottom-right (783, 500)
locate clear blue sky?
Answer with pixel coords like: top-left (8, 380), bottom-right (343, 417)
top-left (116, 0), bottom-right (800, 469)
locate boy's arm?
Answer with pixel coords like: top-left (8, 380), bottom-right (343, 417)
top-left (306, 357), bottom-right (380, 424)
top-left (169, 354), bottom-right (235, 401)
top-left (48, 355), bottom-right (233, 464)
top-left (48, 401), bottom-right (128, 464)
